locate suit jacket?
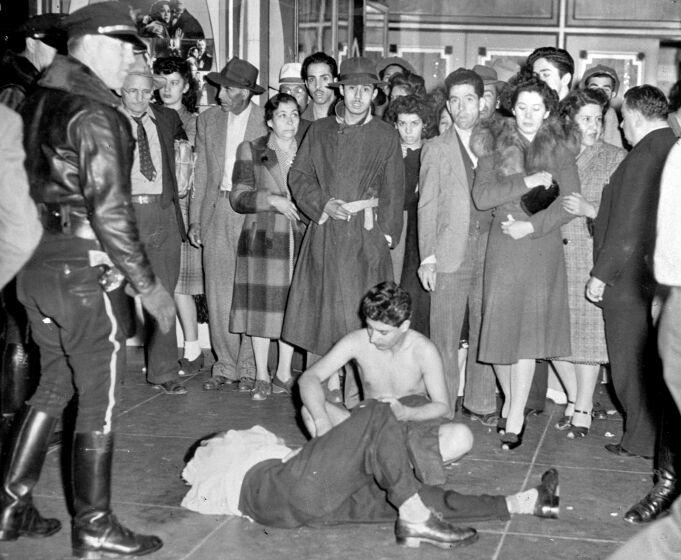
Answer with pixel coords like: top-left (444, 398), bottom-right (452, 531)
top-left (146, 103), bottom-right (188, 241)
top-left (190, 102), bottom-right (267, 234)
top-left (417, 126), bottom-right (471, 273)
top-left (592, 126), bottom-right (677, 299)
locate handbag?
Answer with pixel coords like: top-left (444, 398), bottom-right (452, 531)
top-left (520, 179), bottom-right (560, 216)
top-left (174, 139), bottom-right (195, 199)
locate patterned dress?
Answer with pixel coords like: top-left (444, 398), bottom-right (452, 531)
top-left (174, 104), bottom-right (204, 295)
top-left (557, 141), bottom-right (626, 363)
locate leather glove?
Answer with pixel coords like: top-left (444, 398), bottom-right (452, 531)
top-left (137, 279), bottom-right (176, 334)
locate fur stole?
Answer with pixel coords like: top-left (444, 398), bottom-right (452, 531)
top-left (470, 116), bottom-right (579, 178)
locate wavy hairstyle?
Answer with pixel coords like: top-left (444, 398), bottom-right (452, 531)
top-left (153, 56), bottom-right (198, 112)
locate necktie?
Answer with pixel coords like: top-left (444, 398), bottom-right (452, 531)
top-left (132, 115), bottom-right (156, 181)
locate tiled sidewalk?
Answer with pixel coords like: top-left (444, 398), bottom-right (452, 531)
top-left (2, 349), bottom-right (653, 560)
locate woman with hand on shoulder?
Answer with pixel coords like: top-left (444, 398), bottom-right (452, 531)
top-left (471, 76), bottom-right (580, 450)
top-left (551, 88), bottom-right (626, 438)
top-left (229, 93), bottom-right (306, 401)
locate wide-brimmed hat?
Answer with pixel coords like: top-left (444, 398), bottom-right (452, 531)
top-left (205, 57), bottom-right (265, 94)
top-left (375, 56), bottom-right (416, 78)
top-left (124, 55), bottom-right (166, 90)
top-left (329, 57), bottom-right (385, 88)
top-left (472, 64), bottom-right (505, 92)
top-left (278, 62), bottom-right (304, 85)
top-left (63, 1), bottom-right (146, 52)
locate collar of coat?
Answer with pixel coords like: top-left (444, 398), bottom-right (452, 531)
top-left (334, 99), bottom-right (373, 128)
top-left (37, 54), bottom-right (121, 108)
top-left (470, 115), bottom-right (579, 176)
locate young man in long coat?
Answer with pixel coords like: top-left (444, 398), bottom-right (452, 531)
top-left (282, 57), bottom-right (405, 361)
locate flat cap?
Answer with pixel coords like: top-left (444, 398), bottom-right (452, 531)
top-left (63, 1), bottom-right (146, 51)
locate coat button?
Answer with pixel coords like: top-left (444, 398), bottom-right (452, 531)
top-left (562, 238), bottom-right (569, 245)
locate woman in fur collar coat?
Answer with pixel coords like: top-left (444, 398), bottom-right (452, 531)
top-left (471, 76), bottom-right (580, 449)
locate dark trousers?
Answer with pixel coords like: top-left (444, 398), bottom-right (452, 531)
top-left (527, 360), bottom-right (548, 412)
top-left (134, 202), bottom-right (181, 384)
top-left (16, 236), bottom-right (123, 433)
top-left (239, 400), bottom-right (508, 528)
top-left (603, 293), bottom-right (660, 457)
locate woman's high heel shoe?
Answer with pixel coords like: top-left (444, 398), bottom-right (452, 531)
top-left (500, 424), bottom-right (525, 451)
top-left (566, 409), bottom-right (591, 439)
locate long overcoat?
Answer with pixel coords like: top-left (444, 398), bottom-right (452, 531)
top-left (229, 134), bottom-right (306, 338)
top-left (471, 118), bottom-right (580, 364)
top-left (282, 113), bottom-right (405, 355)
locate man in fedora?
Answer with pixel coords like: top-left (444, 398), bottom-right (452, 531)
top-left (0, 2), bottom-right (174, 557)
top-left (281, 56), bottom-right (405, 395)
top-left (120, 55), bottom-right (189, 395)
top-left (472, 64), bottom-right (505, 121)
top-left (189, 57), bottom-right (266, 391)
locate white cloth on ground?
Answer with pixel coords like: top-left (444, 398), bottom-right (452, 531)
top-left (181, 425), bottom-right (291, 516)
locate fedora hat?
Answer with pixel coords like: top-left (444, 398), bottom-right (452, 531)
top-left (472, 64), bottom-right (505, 92)
top-left (376, 56), bottom-right (416, 78)
top-left (206, 57), bottom-right (265, 94)
top-left (125, 54), bottom-right (166, 89)
top-left (329, 57), bottom-right (385, 88)
top-left (490, 58), bottom-right (521, 84)
top-left (278, 62), bottom-right (304, 85)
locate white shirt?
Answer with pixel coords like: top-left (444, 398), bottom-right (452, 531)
top-left (221, 104), bottom-right (252, 191)
top-left (655, 139), bottom-right (681, 286)
top-left (181, 425), bottom-right (291, 516)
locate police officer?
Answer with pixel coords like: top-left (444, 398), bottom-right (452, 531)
top-left (0, 12), bottom-right (65, 447)
top-left (0, 3), bottom-right (175, 557)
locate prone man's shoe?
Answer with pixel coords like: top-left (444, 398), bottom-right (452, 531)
top-left (395, 513), bottom-right (478, 549)
top-left (624, 469), bottom-right (680, 525)
top-left (534, 468), bottom-right (560, 519)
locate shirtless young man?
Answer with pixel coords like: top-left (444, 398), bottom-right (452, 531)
top-left (299, 281), bottom-right (474, 474)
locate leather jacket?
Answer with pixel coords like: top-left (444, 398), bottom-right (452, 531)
top-left (21, 55), bottom-right (156, 294)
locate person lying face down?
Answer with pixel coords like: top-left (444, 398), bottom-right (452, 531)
top-left (182, 283), bottom-right (561, 551)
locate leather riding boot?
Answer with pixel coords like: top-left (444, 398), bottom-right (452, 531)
top-left (71, 431), bottom-right (163, 559)
top-left (624, 395), bottom-right (681, 524)
top-left (0, 407), bottom-right (61, 541)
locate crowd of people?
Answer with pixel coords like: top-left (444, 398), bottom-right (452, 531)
top-left (1, 2), bottom-right (681, 558)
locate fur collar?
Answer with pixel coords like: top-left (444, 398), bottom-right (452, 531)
top-left (471, 116), bottom-right (579, 177)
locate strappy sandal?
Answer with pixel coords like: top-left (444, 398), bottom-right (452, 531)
top-left (554, 401), bottom-right (575, 430)
top-left (566, 409), bottom-right (591, 439)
